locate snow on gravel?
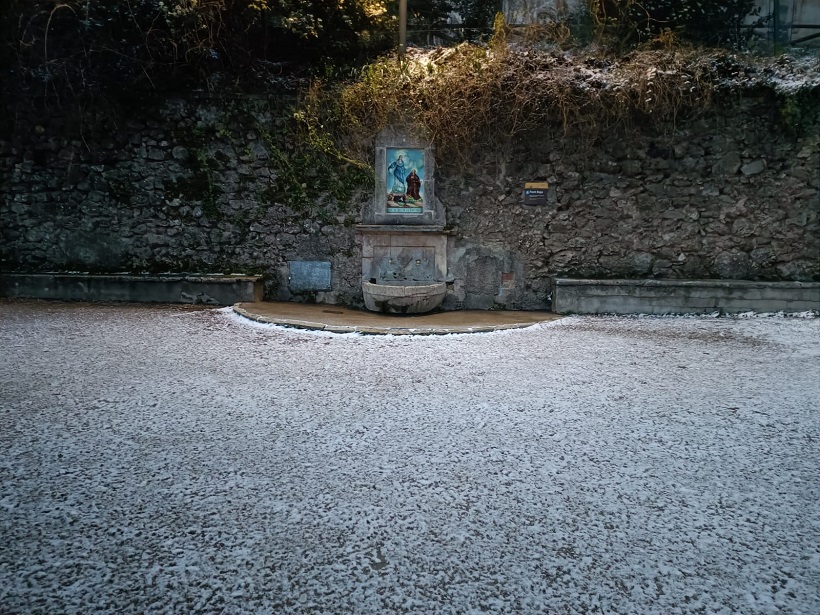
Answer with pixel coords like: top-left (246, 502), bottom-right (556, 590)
top-left (1, 301), bottom-right (818, 615)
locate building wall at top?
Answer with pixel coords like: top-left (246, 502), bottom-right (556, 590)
top-left (502, 0), bottom-right (583, 24)
top-left (503, 0), bottom-right (820, 46)
top-left (754, 0), bottom-right (820, 45)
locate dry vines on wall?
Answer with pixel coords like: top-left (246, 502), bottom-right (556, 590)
top-left (300, 35), bottom-right (819, 166)
top-left (307, 43), bottom-right (722, 164)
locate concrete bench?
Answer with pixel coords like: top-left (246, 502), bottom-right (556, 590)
top-left (0, 273), bottom-right (263, 305)
top-left (553, 278), bottom-right (820, 315)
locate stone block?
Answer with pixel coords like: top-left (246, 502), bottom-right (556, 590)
top-left (171, 146), bottom-right (189, 161)
top-left (741, 159), bottom-right (766, 176)
top-left (712, 152), bottom-right (741, 176)
top-left (714, 251), bottom-right (751, 279)
top-left (553, 279), bottom-right (820, 315)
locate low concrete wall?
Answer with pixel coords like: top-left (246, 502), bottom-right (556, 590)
top-left (553, 279), bottom-right (820, 315)
top-left (0, 273), bottom-right (263, 305)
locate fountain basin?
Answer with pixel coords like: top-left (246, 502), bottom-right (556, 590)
top-left (362, 280), bottom-right (447, 314)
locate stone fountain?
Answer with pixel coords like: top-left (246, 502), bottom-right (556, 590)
top-left (358, 129), bottom-right (449, 314)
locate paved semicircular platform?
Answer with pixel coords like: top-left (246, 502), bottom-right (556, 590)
top-left (233, 302), bottom-right (561, 335)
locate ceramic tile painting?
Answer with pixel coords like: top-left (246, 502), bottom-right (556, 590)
top-left (386, 147), bottom-right (424, 214)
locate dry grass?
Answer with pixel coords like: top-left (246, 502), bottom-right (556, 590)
top-left (298, 38), bottom-right (820, 166)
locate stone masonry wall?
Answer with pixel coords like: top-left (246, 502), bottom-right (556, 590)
top-left (439, 98), bottom-right (819, 309)
top-left (1, 94), bottom-right (818, 310)
top-left (0, 95), bottom-right (365, 304)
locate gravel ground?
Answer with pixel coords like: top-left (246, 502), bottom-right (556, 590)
top-left (1, 301), bottom-right (819, 615)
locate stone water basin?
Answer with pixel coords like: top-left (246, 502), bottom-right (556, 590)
top-left (362, 280), bottom-right (447, 314)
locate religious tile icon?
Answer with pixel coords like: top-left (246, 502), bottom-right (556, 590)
top-left (386, 147), bottom-right (424, 214)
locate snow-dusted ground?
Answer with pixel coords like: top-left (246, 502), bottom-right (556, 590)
top-left (1, 301), bottom-right (818, 615)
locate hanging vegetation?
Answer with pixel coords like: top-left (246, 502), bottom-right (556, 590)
top-left (298, 21), bottom-right (820, 166)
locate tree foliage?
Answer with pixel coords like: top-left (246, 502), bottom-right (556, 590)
top-left (0, 0), bottom-right (505, 98)
top-left (0, 0), bottom-right (396, 97)
top-left (0, 0), bottom-right (771, 103)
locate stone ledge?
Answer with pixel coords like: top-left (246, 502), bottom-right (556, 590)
top-left (232, 303), bottom-right (559, 335)
top-left (0, 273), bottom-right (263, 305)
top-left (553, 278), bottom-right (820, 315)
top-left (356, 225), bottom-right (446, 233)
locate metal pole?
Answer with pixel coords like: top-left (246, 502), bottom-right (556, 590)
top-left (399, 0), bottom-right (407, 60)
top-left (773, 0), bottom-right (780, 45)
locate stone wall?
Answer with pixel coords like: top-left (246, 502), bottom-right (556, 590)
top-left (1, 93), bottom-right (818, 310)
top-left (438, 98), bottom-right (819, 309)
top-left (0, 95), bottom-right (365, 304)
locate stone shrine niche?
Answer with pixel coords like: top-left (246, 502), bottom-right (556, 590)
top-left (358, 126), bottom-right (449, 313)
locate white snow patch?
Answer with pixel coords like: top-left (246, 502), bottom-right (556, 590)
top-left (1, 302), bottom-right (818, 614)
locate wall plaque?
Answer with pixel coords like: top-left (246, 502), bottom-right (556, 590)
top-left (288, 261), bottom-right (331, 291)
top-left (523, 181), bottom-right (549, 206)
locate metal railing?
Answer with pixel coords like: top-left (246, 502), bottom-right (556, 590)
top-left (403, 14), bottom-right (820, 49)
